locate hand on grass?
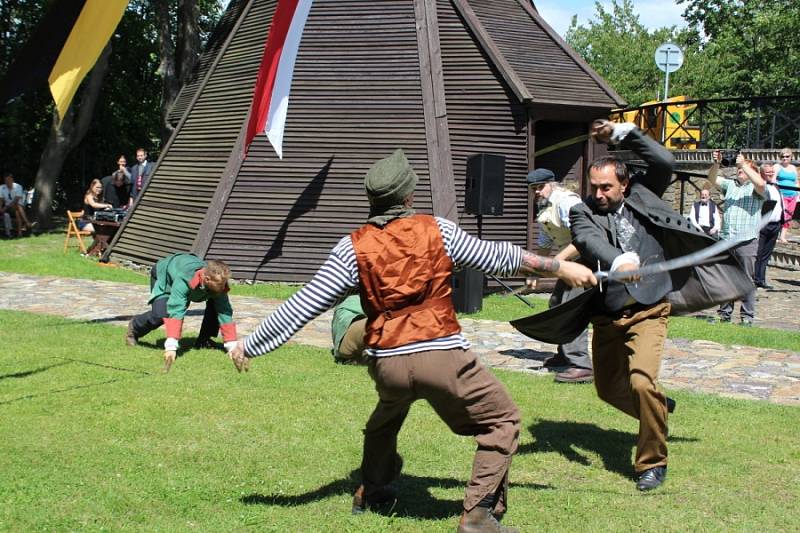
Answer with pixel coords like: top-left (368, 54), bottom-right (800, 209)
top-left (163, 350), bottom-right (176, 373)
top-left (228, 340), bottom-right (250, 373)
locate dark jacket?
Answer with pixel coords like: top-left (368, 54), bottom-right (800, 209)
top-left (129, 161), bottom-right (152, 199)
top-left (512, 128), bottom-right (753, 345)
top-left (570, 128), bottom-right (752, 314)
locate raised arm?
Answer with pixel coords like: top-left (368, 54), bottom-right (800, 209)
top-left (737, 154), bottom-right (766, 196)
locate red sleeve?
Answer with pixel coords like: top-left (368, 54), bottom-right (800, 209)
top-left (220, 322), bottom-right (237, 342)
top-left (163, 318), bottom-right (184, 339)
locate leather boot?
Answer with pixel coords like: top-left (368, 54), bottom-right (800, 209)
top-left (125, 320), bottom-right (138, 347)
top-left (351, 484), bottom-right (397, 515)
top-left (457, 506), bottom-right (518, 533)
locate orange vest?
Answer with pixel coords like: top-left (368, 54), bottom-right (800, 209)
top-left (351, 214), bottom-right (461, 349)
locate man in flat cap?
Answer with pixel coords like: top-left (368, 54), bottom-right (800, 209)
top-left (228, 149), bottom-right (596, 532)
top-left (527, 168), bottom-right (593, 383)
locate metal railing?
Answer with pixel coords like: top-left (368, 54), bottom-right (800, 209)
top-left (611, 95), bottom-right (800, 150)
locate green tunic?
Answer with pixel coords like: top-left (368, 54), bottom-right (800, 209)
top-left (148, 253), bottom-right (233, 324)
top-left (331, 294), bottom-right (365, 356)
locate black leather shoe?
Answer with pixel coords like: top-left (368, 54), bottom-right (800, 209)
top-left (636, 466), bottom-right (667, 491)
top-left (666, 397), bottom-right (676, 414)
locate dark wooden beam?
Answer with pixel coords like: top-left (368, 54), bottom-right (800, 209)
top-left (452, 0), bottom-right (531, 104)
top-left (414, 0), bottom-right (457, 221)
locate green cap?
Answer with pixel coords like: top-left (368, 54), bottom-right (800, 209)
top-left (364, 149), bottom-right (418, 207)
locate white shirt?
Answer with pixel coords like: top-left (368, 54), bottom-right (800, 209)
top-left (766, 182), bottom-right (783, 223)
top-left (689, 201), bottom-right (721, 233)
top-left (0, 183), bottom-right (24, 207)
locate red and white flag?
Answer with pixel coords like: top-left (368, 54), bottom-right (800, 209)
top-left (245, 0), bottom-right (313, 158)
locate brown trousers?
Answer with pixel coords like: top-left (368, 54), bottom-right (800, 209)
top-left (337, 317), bottom-right (368, 365)
top-left (362, 348), bottom-right (520, 512)
top-left (591, 302), bottom-right (671, 473)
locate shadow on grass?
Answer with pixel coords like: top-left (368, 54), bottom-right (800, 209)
top-left (242, 469), bottom-right (551, 519)
top-left (84, 308), bottom-right (206, 325)
top-left (0, 360), bottom-right (71, 380)
top-left (519, 419), bottom-right (699, 480)
top-left (0, 374), bottom-right (150, 406)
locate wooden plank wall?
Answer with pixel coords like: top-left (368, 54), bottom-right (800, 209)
top-left (205, 0), bottom-right (432, 282)
top-left (468, 0), bottom-right (619, 107)
top-left (110, 0), bottom-right (276, 266)
top-left (438, 0), bottom-right (529, 247)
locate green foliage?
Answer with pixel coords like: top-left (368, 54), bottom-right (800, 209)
top-left (0, 310), bottom-right (798, 531)
top-left (565, 0), bottom-right (700, 106)
top-left (678, 0), bottom-right (800, 97)
top-left (566, 0), bottom-right (800, 105)
top-left (0, 1), bottom-right (224, 208)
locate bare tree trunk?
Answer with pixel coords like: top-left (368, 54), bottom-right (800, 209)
top-left (157, 0), bottom-right (201, 144)
top-left (156, 0), bottom-right (178, 143)
top-left (33, 43), bottom-right (111, 228)
top-left (177, 0), bottom-right (200, 81)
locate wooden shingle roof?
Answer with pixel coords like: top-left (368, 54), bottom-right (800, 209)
top-left (459, 0), bottom-right (626, 108)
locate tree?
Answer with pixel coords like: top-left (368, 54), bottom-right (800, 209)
top-left (0, 0), bottom-right (224, 228)
top-left (678, 0), bottom-right (800, 97)
top-left (32, 45), bottom-right (111, 228)
top-left (565, 0), bottom-right (702, 106)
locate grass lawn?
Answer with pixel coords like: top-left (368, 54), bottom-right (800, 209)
top-left (3, 233), bottom-right (799, 351)
top-left (1, 310), bottom-right (798, 531)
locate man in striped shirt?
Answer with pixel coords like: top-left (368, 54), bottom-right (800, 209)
top-left (228, 149), bottom-right (596, 532)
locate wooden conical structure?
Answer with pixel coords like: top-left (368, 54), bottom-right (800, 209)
top-left (108, 0), bottom-right (624, 282)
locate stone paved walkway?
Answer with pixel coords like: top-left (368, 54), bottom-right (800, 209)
top-left (1, 271), bottom-right (798, 405)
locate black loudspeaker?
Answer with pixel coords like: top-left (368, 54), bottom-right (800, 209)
top-left (465, 153), bottom-right (505, 216)
top-left (451, 268), bottom-right (484, 314)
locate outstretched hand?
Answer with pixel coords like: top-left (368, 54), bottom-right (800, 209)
top-left (556, 261), bottom-right (598, 288)
top-left (228, 340), bottom-right (250, 373)
top-left (591, 119), bottom-right (614, 144)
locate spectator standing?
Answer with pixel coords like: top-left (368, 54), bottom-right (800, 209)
top-left (101, 155), bottom-right (132, 208)
top-left (0, 173), bottom-right (33, 238)
top-left (754, 164), bottom-right (784, 289)
top-left (772, 148), bottom-right (798, 243)
top-left (709, 151), bottom-right (766, 325)
top-left (689, 188), bottom-right (721, 237)
top-left (527, 167), bottom-right (593, 383)
top-left (129, 148), bottom-right (152, 201)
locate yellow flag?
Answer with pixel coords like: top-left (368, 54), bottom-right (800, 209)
top-left (48, 0), bottom-right (128, 120)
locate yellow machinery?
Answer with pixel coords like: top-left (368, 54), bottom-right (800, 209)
top-left (612, 96), bottom-right (701, 149)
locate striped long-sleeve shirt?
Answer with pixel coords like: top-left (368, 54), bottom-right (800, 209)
top-left (243, 217), bottom-right (523, 358)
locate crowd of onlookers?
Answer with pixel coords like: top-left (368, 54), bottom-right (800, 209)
top-left (77, 148), bottom-right (153, 234)
top-left (1, 147), bottom-right (153, 239)
top-left (0, 172), bottom-right (35, 238)
top-left (688, 148), bottom-right (799, 325)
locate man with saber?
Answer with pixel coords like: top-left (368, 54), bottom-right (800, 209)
top-left (514, 120), bottom-right (752, 491)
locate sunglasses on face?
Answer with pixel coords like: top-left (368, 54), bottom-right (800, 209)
top-left (781, 155), bottom-right (791, 159)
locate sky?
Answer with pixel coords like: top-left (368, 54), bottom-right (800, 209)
top-left (534, 0), bottom-right (688, 36)
top-left (218, 0), bottom-right (688, 38)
